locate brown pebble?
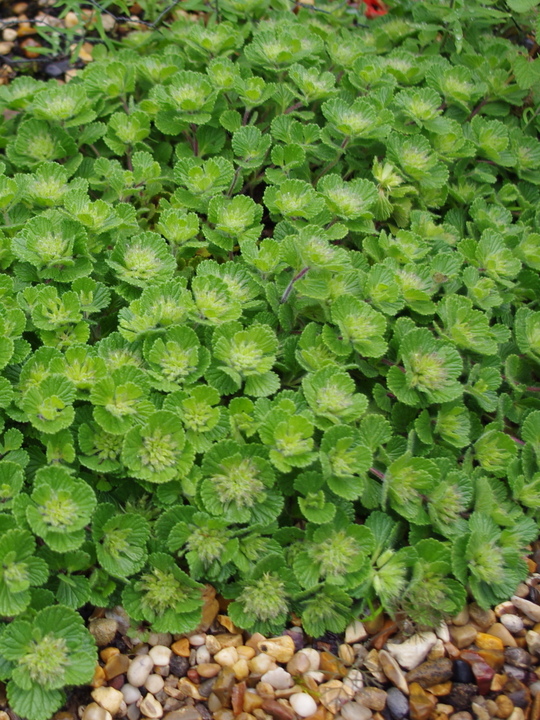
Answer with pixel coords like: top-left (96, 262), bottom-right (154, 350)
top-left (469, 605), bottom-right (496, 631)
top-left (450, 625), bottom-right (478, 650)
top-left (172, 639), bottom-right (191, 657)
top-left (108, 674), bottom-right (124, 690)
top-left (197, 663), bottom-right (221, 679)
top-left (491, 674), bottom-right (508, 692)
top-left (449, 713), bottom-right (473, 720)
top-left (355, 687), bottom-right (387, 711)
top-left (90, 664), bottom-right (106, 688)
top-left (218, 615), bottom-right (242, 634)
top-left (372, 620), bottom-right (399, 650)
top-left (188, 668), bottom-right (201, 684)
top-left (476, 634), bottom-right (504, 651)
top-left (20, 37), bottom-right (40, 57)
top-left (476, 649), bottom-right (505, 671)
top-left (409, 682), bottom-right (437, 720)
top-left (406, 659), bottom-right (453, 689)
top-left (104, 653), bottom-right (129, 680)
top-left (243, 691), bottom-right (264, 713)
top-left (364, 613), bottom-right (385, 635)
top-left (213, 668), bottom-right (237, 706)
top-left (429, 683), bottom-right (453, 696)
top-left (216, 633), bottom-right (243, 649)
top-left (261, 699), bottom-right (295, 720)
top-left (245, 633), bottom-right (266, 651)
top-left (100, 647), bottom-right (120, 662)
top-left (232, 682), bottom-right (246, 715)
top-left (495, 695), bottom-right (514, 719)
top-left (320, 651), bottom-right (347, 678)
top-left (488, 625), bottom-right (518, 648)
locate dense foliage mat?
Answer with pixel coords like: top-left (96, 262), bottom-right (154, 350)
top-left (0, 0), bottom-right (540, 716)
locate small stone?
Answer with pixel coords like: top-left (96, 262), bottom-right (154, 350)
top-left (406, 659), bottom-right (453, 689)
top-left (505, 680), bottom-right (530, 709)
top-left (232, 659), bottom-right (250, 681)
top-left (471, 703), bottom-right (490, 720)
top-left (386, 633), bottom-right (438, 671)
top-left (165, 710), bottom-right (203, 720)
top-left (386, 688), bottom-right (409, 720)
top-left (449, 714), bottom-right (473, 720)
top-left (289, 693), bottom-right (318, 717)
top-left (436, 624), bottom-right (451, 643)
top-left (258, 636), bottom-right (296, 664)
top-left (237, 645), bottom-right (256, 661)
top-left (140, 693), bottom-right (164, 718)
top-left (469, 605), bottom-right (496, 632)
top-left (64, 10), bottom-right (79, 27)
top-left (343, 668), bottom-right (364, 692)
top-left (149, 633), bottom-right (172, 647)
top-left (450, 626), bottom-right (478, 650)
top-left (409, 682), bottom-right (437, 720)
top-left (379, 650), bottom-right (409, 694)
top-left (149, 645), bottom-right (172, 667)
top-left (364, 649), bottom-right (386, 683)
top-left (213, 667), bottom-right (237, 706)
top-left (476, 634), bottom-right (504, 651)
top-left (170, 655), bottom-right (190, 677)
top-left (82, 704), bottom-right (113, 720)
top-left (172, 639), bottom-right (191, 657)
top-left (127, 654), bottom-right (154, 687)
top-left (364, 614), bottom-right (385, 635)
top-left (508, 710), bottom-right (525, 720)
top-left (320, 651), bottom-right (347, 678)
top-left (232, 681), bottom-right (246, 715)
top-left (261, 699), bottom-right (295, 720)
top-left (91, 664), bottom-right (107, 689)
top-left (495, 696), bottom-right (514, 719)
top-left (511, 596), bottom-right (540, 623)
top-left (501, 615), bottom-right (524, 635)
top-left (504, 665), bottom-right (526, 681)
top-left (215, 633), bottom-right (243, 648)
top-left (429, 640), bottom-right (447, 661)
top-left (197, 663), bottom-right (221, 678)
top-left (346, 620), bottom-right (368, 644)
top-left (91, 686), bottom-right (124, 715)
top-left (429, 682), bottom-right (452, 696)
top-left (514, 584), bottom-right (530, 598)
top-left (527, 631), bottom-right (540, 656)
top-left (146, 674), bottom-right (165, 694)
top-left (214, 647), bottom-right (239, 667)
top-left (504, 648), bottom-right (532, 669)
top-left (355, 687), bottom-right (387, 712)
top-left (245, 632), bottom-right (266, 650)
top-left (262, 668), bottom-right (293, 690)
top-left (89, 618), bottom-right (118, 647)
top-left (121, 684), bottom-right (142, 705)
top-left (298, 648), bottom-right (320, 671)
top-left (339, 644), bottom-right (356, 666)
top-left (490, 674), bottom-right (507, 692)
top-left (487, 625), bottom-right (518, 648)
top-left (319, 680), bottom-right (354, 713)
top-left (105, 653), bottom-right (130, 680)
top-left (256, 680), bottom-right (275, 698)
top-left (196, 646), bottom-right (211, 665)
top-left (342, 702), bottom-right (373, 720)
top-left (453, 660), bottom-right (474, 684)
top-left (189, 634), bottom-right (207, 646)
top-left (453, 608), bottom-right (470, 627)
top-left (287, 652), bottom-right (311, 676)
top-left (249, 653), bottom-right (275, 675)
top-left (459, 652), bottom-right (494, 695)
top-left (2, 28), bottom-right (17, 42)
top-left (475, 649), bottom-right (504, 672)
top-left (244, 691), bottom-right (264, 713)
top-left (446, 683), bottom-right (477, 711)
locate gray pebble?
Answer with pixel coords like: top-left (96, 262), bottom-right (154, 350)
top-left (386, 688), bottom-right (409, 720)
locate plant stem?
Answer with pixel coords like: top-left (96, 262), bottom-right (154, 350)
top-left (280, 267), bottom-right (309, 303)
top-left (314, 137), bottom-right (349, 183)
top-left (369, 467), bottom-right (385, 480)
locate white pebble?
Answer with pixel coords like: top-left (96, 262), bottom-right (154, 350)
top-left (341, 701), bottom-right (373, 720)
top-left (346, 620), bottom-right (368, 644)
top-left (501, 614), bottom-right (524, 634)
top-left (305, 670), bottom-right (325, 684)
top-left (214, 647), bottom-right (239, 667)
top-left (299, 648), bottom-right (320, 671)
top-left (139, 692), bottom-right (163, 718)
top-left (261, 667), bottom-right (293, 689)
top-left (149, 644), bottom-right (172, 666)
top-left (511, 596), bottom-right (540, 622)
top-left (127, 654), bottom-right (154, 687)
top-left (189, 634), bottom-right (206, 646)
top-left (121, 684), bottom-right (142, 705)
top-left (196, 646), bottom-right (211, 664)
top-left (82, 704), bottom-right (113, 720)
top-left (145, 673), bottom-right (165, 694)
top-left (343, 669), bottom-right (364, 692)
top-left (91, 686), bottom-right (124, 715)
top-left (290, 693), bottom-right (318, 717)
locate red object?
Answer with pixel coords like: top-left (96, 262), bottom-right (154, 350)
top-left (362, 0), bottom-right (388, 17)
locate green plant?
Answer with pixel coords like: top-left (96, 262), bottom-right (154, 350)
top-left (0, 0), bottom-right (539, 715)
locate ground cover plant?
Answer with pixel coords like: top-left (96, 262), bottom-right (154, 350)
top-left (0, 0), bottom-right (540, 716)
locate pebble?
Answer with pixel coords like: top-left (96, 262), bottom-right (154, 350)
top-left (127, 654), bottom-right (154, 687)
top-left (319, 680), bottom-right (354, 713)
top-left (89, 618), bottom-right (118, 647)
top-left (476, 633), bottom-right (504, 651)
top-left (172, 639), bottom-right (191, 657)
top-left (446, 683), bottom-right (477, 711)
top-left (289, 693), bottom-right (318, 717)
top-left (379, 650), bottom-right (409, 694)
top-left (170, 655), bottom-right (190, 677)
top-left (487, 624), bottom-right (518, 648)
top-left (355, 687), bottom-right (387, 712)
top-left (215, 647), bottom-right (239, 667)
top-left (287, 652), bottom-right (311, 676)
top-left (504, 647), bottom-right (532, 669)
top-left (121, 684), bottom-right (142, 705)
top-left (501, 615), bottom-right (524, 634)
top-left (450, 713), bottom-right (473, 720)
top-left (82, 705), bottom-right (113, 720)
top-left (469, 605), bottom-right (496, 631)
top-left (258, 636), bottom-right (296, 664)
top-left (343, 668), bottom-right (364, 692)
top-left (261, 699), bottom-right (296, 720)
top-left (386, 633), bottom-right (437, 670)
top-left (408, 682), bottom-right (437, 720)
top-left (126, 705), bottom-right (140, 720)
top-left (91, 687), bottom-right (124, 715)
top-left (197, 663), bottom-right (222, 678)
top-left (450, 625), bottom-right (478, 650)
top-left (105, 653), bottom-right (130, 680)
top-left (527, 631), bottom-right (540, 656)
top-left (453, 608), bottom-right (470, 626)
top-left (530, 681), bottom-right (540, 697)
top-left (346, 621), bottom-right (368, 644)
top-left (436, 624), bottom-right (451, 643)
top-left (190, 634), bottom-right (207, 646)
top-left (261, 668), bottom-right (293, 689)
top-left (453, 660), bottom-right (475, 684)
top-left (299, 648), bottom-right (320, 671)
top-left (139, 693), bottom-right (164, 718)
top-left (495, 695), bottom-right (514, 718)
top-left (511, 596), bottom-right (540, 622)
top-left (196, 646), bottom-right (212, 664)
top-left (232, 659), bottom-right (249, 680)
top-left (150, 645), bottom-right (172, 666)
top-left (386, 688), bottom-right (409, 720)
top-left (341, 702), bottom-right (373, 720)
top-left (146, 674), bottom-right (165, 694)
top-left (406, 658), bottom-right (453, 689)
top-left (514, 584), bottom-right (530, 598)
top-left (148, 632), bottom-right (172, 646)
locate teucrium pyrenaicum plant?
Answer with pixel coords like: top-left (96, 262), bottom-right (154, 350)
top-left (0, 0), bottom-right (540, 715)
